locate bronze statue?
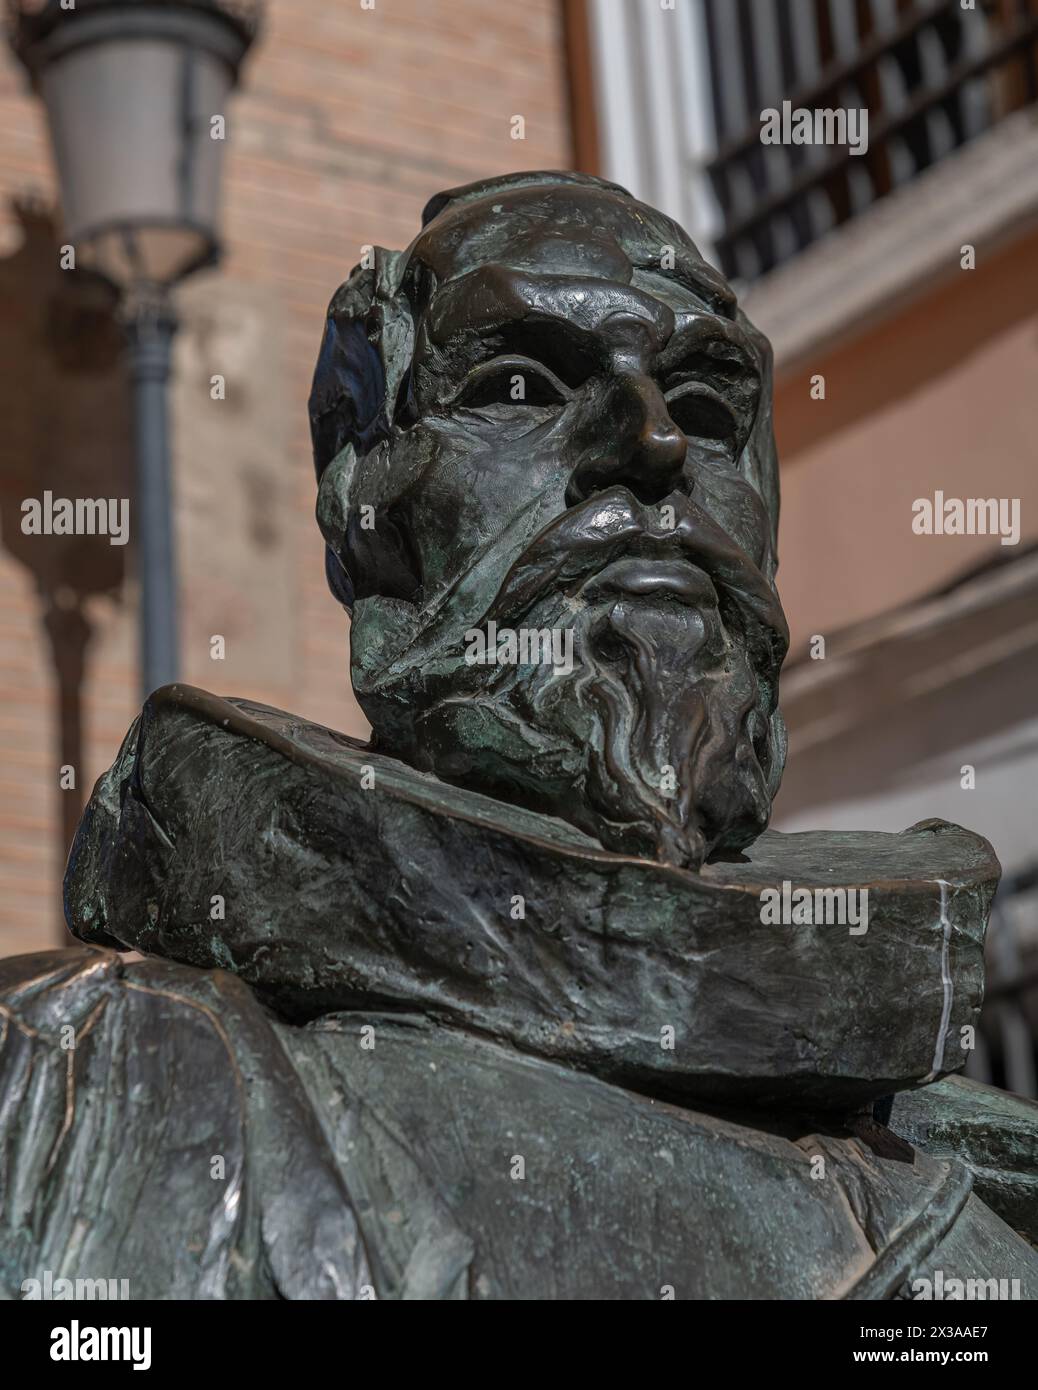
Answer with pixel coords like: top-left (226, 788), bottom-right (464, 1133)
top-left (2, 173), bottom-right (1035, 1299)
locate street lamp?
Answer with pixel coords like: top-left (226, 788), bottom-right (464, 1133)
top-left (7, 0), bottom-right (262, 697)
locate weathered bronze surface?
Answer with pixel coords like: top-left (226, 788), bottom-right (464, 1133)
top-left (311, 171), bottom-right (787, 871)
top-left (2, 172), bottom-right (1035, 1299)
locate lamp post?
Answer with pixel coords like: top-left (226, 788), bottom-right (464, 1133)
top-left (7, 0), bottom-right (261, 698)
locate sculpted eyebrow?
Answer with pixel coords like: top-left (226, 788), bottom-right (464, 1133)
top-left (465, 315), bottom-right (601, 388)
top-left (635, 254), bottom-right (738, 320)
top-left (658, 320), bottom-right (759, 383)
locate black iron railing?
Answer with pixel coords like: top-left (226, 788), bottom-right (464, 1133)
top-left (703, 0), bottom-right (1038, 280)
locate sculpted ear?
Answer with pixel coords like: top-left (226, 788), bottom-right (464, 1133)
top-left (309, 248), bottom-right (413, 609)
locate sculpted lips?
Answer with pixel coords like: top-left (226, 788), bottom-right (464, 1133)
top-left (580, 555), bottom-right (718, 608)
top-left (483, 486), bottom-right (788, 670)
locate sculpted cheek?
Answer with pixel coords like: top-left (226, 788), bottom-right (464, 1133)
top-left (691, 467), bottom-right (774, 572)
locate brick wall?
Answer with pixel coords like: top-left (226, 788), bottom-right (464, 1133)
top-left (0, 0), bottom-right (571, 956)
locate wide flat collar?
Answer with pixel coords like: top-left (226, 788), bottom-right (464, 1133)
top-left (65, 683), bottom-right (998, 1111)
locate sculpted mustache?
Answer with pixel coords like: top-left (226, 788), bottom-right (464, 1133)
top-left (482, 489), bottom-right (789, 667)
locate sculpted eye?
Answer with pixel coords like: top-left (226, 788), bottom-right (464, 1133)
top-left (664, 380), bottom-right (742, 446)
top-left (661, 341), bottom-right (759, 450)
top-left (454, 355), bottom-right (573, 409)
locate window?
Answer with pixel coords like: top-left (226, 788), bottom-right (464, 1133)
top-left (585, 0), bottom-right (1038, 281)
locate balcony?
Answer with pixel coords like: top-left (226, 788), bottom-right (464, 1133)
top-left (702, 0), bottom-right (1038, 280)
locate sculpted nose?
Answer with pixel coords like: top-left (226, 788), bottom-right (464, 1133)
top-left (566, 372), bottom-right (688, 507)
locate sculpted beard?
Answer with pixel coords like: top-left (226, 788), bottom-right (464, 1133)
top-left (349, 489), bottom-right (788, 871)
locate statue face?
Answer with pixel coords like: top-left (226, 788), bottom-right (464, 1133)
top-left (313, 175), bottom-right (789, 870)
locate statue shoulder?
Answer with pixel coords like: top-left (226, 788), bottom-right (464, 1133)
top-left (0, 946), bottom-right (371, 1300)
top-left (890, 1074), bottom-right (1038, 1244)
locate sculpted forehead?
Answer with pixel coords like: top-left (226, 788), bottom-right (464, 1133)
top-left (408, 183), bottom-right (736, 319)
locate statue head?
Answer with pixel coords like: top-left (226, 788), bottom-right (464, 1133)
top-left (310, 171), bottom-right (788, 870)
